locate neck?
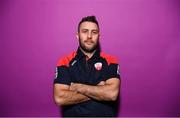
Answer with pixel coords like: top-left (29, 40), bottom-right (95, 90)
top-left (80, 47), bottom-right (96, 59)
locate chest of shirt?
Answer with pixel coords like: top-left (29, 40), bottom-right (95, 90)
top-left (68, 57), bottom-right (109, 85)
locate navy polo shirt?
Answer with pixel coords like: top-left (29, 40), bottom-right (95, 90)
top-left (54, 47), bottom-right (120, 117)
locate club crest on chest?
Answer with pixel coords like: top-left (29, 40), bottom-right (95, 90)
top-left (94, 62), bottom-right (102, 71)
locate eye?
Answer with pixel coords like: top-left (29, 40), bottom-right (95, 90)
top-left (82, 30), bottom-right (88, 33)
top-left (92, 31), bottom-right (98, 34)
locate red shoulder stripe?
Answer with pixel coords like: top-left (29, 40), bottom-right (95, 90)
top-left (57, 51), bottom-right (77, 67)
top-left (100, 52), bottom-right (118, 65)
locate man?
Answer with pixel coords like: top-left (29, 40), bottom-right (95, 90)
top-left (53, 16), bottom-right (121, 117)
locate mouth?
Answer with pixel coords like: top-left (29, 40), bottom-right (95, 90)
top-left (85, 40), bottom-right (94, 45)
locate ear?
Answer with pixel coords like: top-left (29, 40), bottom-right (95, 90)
top-left (98, 33), bottom-right (100, 38)
top-left (76, 32), bottom-right (79, 40)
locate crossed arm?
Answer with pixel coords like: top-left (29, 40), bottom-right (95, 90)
top-left (53, 78), bottom-right (120, 106)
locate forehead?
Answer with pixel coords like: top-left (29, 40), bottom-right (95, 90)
top-left (80, 21), bottom-right (99, 30)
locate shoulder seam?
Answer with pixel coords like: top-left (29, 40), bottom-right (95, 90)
top-left (56, 51), bottom-right (77, 67)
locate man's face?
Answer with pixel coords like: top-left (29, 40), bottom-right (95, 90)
top-left (77, 21), bottom-right (100, 53)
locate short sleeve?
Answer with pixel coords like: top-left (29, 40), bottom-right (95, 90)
top-left (53, 66), bottom-right (71, 85)
top-left (106, 63), bottom-right (120, 80)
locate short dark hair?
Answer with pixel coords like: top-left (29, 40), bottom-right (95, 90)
top-left (78, 16), bottom-right (99, 32)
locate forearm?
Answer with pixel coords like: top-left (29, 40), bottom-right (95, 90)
top-left (78, 84), bottom-right (117, 101)
top-left (71, 80), bottom-right (119, 101)
top-left (54, 90), bottom-right (89, 106)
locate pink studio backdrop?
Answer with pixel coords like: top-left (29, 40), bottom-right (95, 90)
top-left (0, 0), bottom-right (180, 117)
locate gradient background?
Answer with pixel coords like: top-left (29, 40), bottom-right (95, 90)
top-left (0, 0), bottom-right (180, 117)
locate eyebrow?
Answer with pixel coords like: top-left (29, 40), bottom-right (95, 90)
top-left (81, 29), bottom-right (99, 31)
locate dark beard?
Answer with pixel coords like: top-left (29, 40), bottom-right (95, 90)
top-left (79, 39), bottom-right (99, 53)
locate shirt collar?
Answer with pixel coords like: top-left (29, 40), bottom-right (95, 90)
top-left (76, 46), bottom-right (100, 60)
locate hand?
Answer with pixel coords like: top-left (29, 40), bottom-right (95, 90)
top-left (98, 81), bottom-right (105, 85)
top-left (69, 83), bottom-right (91, 101)
top-left (70, 83), bottom-right (82, 92)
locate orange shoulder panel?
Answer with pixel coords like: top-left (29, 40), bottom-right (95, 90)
top-left (56, 51), bottom-right (77, 67)
top-left (100, 52), bottom-right (118, 65)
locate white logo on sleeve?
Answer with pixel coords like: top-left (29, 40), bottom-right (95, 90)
top-left (117, 65), bottom-right (120, 75)
top-left (55, 67), bottom-right (58, 78)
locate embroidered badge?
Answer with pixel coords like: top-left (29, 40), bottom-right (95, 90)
top-left (94, 62), bottom-right (102, 71)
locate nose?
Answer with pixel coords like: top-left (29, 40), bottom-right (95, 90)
top-left (88, 32), bottom-right (92, 39)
